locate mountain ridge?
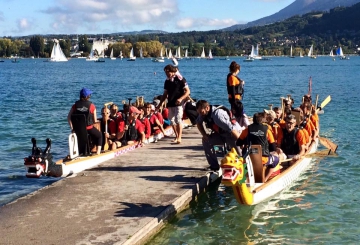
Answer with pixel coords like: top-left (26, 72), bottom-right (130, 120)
top-left (224, 0), bottom-right (360, 31)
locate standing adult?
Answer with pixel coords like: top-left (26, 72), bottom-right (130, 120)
top-left (227, 61), bottom-right (244, 107)
top-left (67, 88), bottom-right (102, 155)
top-left (196, 100), bottom-right (242, 171)
top-left (157, 64), bottom-right (190, 144)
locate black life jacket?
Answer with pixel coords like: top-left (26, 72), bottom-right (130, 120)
top-left (281, 128), bottom-right (300, 155)
top-left (124, 119), bottom-right (138, 141)
top-left (227, 74), bottom-right (244, 97)
top-left (247, 123), bottom-right (269, 156)
top-left (74, 100), bottom-right (94, 126)
top-left (204, 105), bottom-right (236, 133)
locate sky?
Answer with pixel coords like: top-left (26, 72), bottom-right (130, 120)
top-left (0, 0), bottom-right (296, 36)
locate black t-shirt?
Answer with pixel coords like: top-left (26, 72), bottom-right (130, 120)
top-left (164, 76), bottom-right (187, 107)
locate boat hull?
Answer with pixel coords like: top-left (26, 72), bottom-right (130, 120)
top-left (27, 121), bottom-right (190, 178)
top-left (221, 139), bottom-right (319, 205)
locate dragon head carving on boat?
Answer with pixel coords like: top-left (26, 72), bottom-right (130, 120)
top-left (24, 138), bottom-right (53, 178)
top-left (220, 148), bottom-right (247, 186)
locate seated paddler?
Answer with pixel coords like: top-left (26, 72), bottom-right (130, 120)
top-left (236, 112), bottom-right (285, 182)
top-left (277, 114), bottom-right (307, 163)
top-left (100, 107), bottom-right (120, 151)
top-left (67, 87), bottom-right (102, 155)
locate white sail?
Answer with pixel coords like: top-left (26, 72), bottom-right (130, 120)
top-left (140, 47), bottom-right (144, 59)
top-left (160, 48), bottom-right (164, 59)
top-left (128, 47), bottom-right (136, 61)
top-left (249, 45), bottom-right (255, 57)
top-left (185, 49), bottom-right (188, 58)
top-left (208, 49), bottom-right (213, 59)
top-left (86, 45), bottom-right (98, 61)
top-left (110, 48), bottom-right (116, 60)
top-left (200, 47), bottom-right (205, 58)
top-left (308, 45), bottom-right (313, 57)
top-left (176, 46), bottom-right (182, 59)
top-left (49, 41), bottom-right (68, 62)
top-left (290, 46), bottom-right (293, 56)
top-left (308, 45), bottom-right (316, 58)
top-left (168, 49), bottom-right (173, 59)
top-left (299, 51), bottom-right (304, 57)
top-left (329, 50), bottom-right (334, 57)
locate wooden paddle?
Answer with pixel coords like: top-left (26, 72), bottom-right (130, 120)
top-left (319, 137), bottom-right (338, 153)
top-left (280, 149), bottom-right (331, 163)
top-left (103, 102), bottom-right (113, 151)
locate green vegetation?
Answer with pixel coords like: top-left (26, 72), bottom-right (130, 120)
top-left (1, 3), bottom-right (360, 58)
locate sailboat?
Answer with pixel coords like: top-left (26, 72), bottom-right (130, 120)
top-left (336, 46), bottom-right (349, 60)
top-left (174, 46), bottom-right (182, 60)
top-left (128, 47), bottom-right (136, 61)
top-left (299, 50), bottom-right (304, 58)
top-left (289, 45), bottom-right (295, 58)
top-left (329, 49), bottom-right (334, 57)
top-left (244, 46), bottom-right (255, 62)
top-left (200, 47), bottom-right (205, 59)
top-left (253, 44), bottom-right (262, 59)
top-left (207, 49), bottom-right (214, 60)
top-left (47, 41), bottom-right (68, 62)
top-left (118, 51), bottom-right (123, 60)
top-left (86, 45), bottom-right (98, 61)
top-left (109, 48), bottom-right (116, 60)
top-left (168, 49), bottom-right (173, 59)
top-left (139, 47), bottom-right (144, 59)
top-left (95, 50), bottom-right (105, 62)
top-left (184, 49), bottom-right (191, 60)
top-left (152, 48), bottom-right (165, 62)
top-left (308, 45), bottom-right (317, 59)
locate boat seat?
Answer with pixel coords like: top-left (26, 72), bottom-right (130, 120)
top-left (249, 145), bottom-right (266, 183)
top-left (71, 114), bottom-right (92, 156)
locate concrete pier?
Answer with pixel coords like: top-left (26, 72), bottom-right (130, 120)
top-left (0, 127), bottom-right (220, 245)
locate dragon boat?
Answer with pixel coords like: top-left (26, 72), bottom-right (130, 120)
top-left (24, 116), bottom-right (190, 178)
top-left (220, 95), bottom-right (334, 206)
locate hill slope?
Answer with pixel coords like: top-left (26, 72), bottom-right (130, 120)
top-left (225, 0), bottom-right (360, 31)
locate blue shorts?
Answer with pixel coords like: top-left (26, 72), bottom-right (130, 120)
top-left (265, 154), bottom-right (280, 168)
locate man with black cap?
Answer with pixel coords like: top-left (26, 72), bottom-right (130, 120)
top-left (67, 87), bottom-right (102, 155)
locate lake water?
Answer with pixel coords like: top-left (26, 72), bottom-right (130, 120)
top-left (0, 56), bottom-right (359, 244)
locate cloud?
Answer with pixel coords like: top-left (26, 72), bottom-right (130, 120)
top-left (176, 17), bottom-right (238, 31)
top-left (41, 0), bottom-right (179, 33)
top-left (15, 18), bottom-right (33, 33)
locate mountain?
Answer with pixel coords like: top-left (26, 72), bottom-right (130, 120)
top-left (111, 30), bottom-right (168, 35)
top-left (224, 0), bottom-right (360, 31)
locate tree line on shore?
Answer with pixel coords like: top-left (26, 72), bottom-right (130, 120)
top-left (1, 3), bottom-right (360, 58)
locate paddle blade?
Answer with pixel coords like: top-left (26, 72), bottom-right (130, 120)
top-left (319, 137), bottom-right (338, 153)
top-left (320, 95), bottom-right (331, 109)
